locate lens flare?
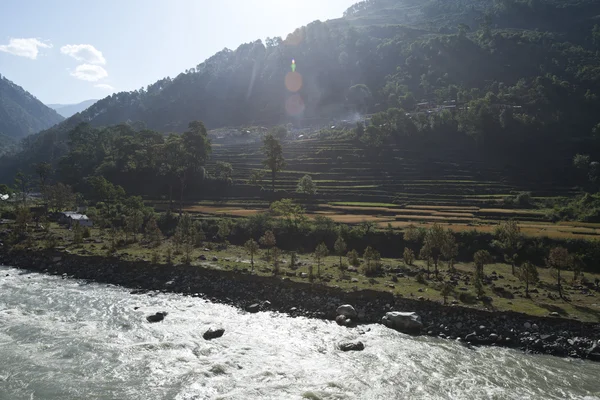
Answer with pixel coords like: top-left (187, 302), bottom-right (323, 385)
top-left (291, 59), bottom-right (296, 72)
top-left (285, 93), bottom-right (305, 116)
top-left (285, 71), bottom-right (302, 92)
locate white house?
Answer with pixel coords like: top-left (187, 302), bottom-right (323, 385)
top-left (59, 211), bottom-right (93, 227)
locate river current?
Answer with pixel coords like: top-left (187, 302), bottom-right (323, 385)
top-left (1, 265), bottom-right (600, 400)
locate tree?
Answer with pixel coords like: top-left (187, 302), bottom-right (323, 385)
top-left (244, 239), bottom-right (259, 271)
top-left (215, 161), bottom-right (233, 183)
top-left (271, 247), bottom-right (281, 276)
top-left (547, 247), bottom-right (572, 299)
top-left (420, 224), bottom-right (455, 277)
top-left (492, 220), bottom-right (523, 275)
top-left (270, 199), bottom-right (306, 229)
top-left (262, 134), bottom-right (285, 192)
top-left (573, 154), bottom-right (591, 171)
top-left (404, 224), bottom-right (424, 243)
top-left (474, 268), bottom-right (485, 298)
top-left (144, 216), bottom-right (163, 247)
top-left (35, 162), bottom-right (52, 207)
top-left (125, 210), bottom-right (144, 242)
top-left (440, 281), bottom-right (454, 305)
top-left (517, 261), bottom-right (539, 298)
top-left (363, 246), bottom-right (381, 276)
top-left (403, 248), bottom-right (415, 265)
top-left (314, 242), bottom-right (329, 277)
top-left (248, 170), bottom-right (265, 186)
top-left (473, 250), bottom-right (492, 276)
top-left (347, 84), bottom-right (372, 113)
top-left (14, 171), bottom-right (32, 207)
top-left (46, 183), bottom-right (75, 212)
top-left (259, 230), bottom-right (276, 259)
top-left (347, 249), bottom-right (360, 269)
top-left (269, 125), bottom-right (288, 141)
top-left (296, 175), bottom-right (317, 195)
top-left (334, 236), bottom-right (347, 270)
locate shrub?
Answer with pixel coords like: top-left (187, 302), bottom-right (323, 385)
top-left (416, 272), bottom-right (427, 284)
top-left (82, 226), bottom-right (91, 239)
top-left (363, 246), bottom-right (381, 276)
top-left (347, 249), bottom-right (360, 268)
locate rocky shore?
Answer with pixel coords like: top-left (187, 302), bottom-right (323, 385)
top-left (1, 249), bottom-right (599, 361)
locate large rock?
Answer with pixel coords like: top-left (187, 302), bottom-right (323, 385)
top-left (336, 304), bottom-right (357, 318)
top-left (203, 327), bottom-right (225, 340)
top-left (146, 311), bottom-right (167, 323)
top-left (339, 341), bottom-right (365, 351)
top-left (247, 303), bottom-right (260, 313)
top-left (381, 312), bottom-right (423, 334)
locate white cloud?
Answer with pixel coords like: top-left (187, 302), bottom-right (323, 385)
top-left (70, 64), bottom-right (108, 81)
top-left (60, 44), bottom-right (106, 65)
top-left (94, 83), bottom-right (115, 91)
top-left (0, 38), bottom-right (52, 59)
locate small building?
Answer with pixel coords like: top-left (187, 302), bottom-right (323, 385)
top-left (59, 211), bottom-right (93, 227)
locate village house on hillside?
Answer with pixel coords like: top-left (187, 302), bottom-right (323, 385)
top-left (58, 211), bottom-right (93, 227)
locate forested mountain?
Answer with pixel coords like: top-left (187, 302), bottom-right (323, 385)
top-left (0, 75), bottom-right (64, 140)
top-left (48, 99), bottom-right (98, 118)
top-left (3, 0), bottom-right (600, 181)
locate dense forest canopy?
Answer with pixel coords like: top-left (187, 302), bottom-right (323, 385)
top-left (0, 75), bottom-right (64, 147)
top-left (2, 0), bottom-right (600, 181)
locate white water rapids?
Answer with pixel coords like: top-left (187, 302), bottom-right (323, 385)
top-left (1, 265), bottom-right (600, 400)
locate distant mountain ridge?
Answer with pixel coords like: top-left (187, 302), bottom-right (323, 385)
top-left (48, 99), bottom-right (98, 118)
top-left (3, 0), bottom-right (600, 183)
top-left (0, 74), bottom-right (64, 139)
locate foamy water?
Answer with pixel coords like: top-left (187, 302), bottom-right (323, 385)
top-left (1, 265), bottom-right (600, 400)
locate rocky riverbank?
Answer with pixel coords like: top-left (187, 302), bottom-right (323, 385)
top-left (1, 249), bottom-right (599, 361)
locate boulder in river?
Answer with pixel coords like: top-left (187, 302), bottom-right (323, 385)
top-left (381, 311), bottom-right (423, 334)
top-left (339, 341), bottom-right (365, 351)
top-left (336, 304), bottom-right (357, 318)
top-left (146, 312), bottom-right (167, 323)
top-left (336, 315), bottom-right (347, 326)
top-left (203, 327), bottom-right (225, 340)
top-left (247, 303), bottom-right (260, 313)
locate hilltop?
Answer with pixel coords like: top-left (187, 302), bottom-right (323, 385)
top-left (0, 74), bottom-right (64, 155)
top-left (2, 0), bottom-right (600, 180)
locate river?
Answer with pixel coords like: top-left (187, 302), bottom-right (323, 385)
top-left (1, 265), bottom-right (600, 400)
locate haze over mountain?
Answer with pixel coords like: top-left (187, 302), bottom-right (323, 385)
top-left (48, 99), bottom-right (98, 118)
top-left (2, 0), bottom-right (600, 181)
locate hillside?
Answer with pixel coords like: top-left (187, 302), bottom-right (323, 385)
top-left (48, 99), bottom-right (98, 118)
top-left (3, 0), bottom-right (600, 182)
top-left (0, 74), bottom-right (64, 141)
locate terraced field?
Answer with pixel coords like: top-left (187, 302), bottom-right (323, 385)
top-left (189, 136), bottom-right (597, 239)
top-left (206, 137), bottom-right (576, 206)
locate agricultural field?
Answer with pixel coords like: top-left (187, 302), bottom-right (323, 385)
top-left (184, 136), bottom-right (598, 239)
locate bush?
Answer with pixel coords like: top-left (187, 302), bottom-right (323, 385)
top-left (416, 272), bottom-right (427, 284)
top-left (44, 234), bottom-right (58, 250)
top-left (458, 292), bottom-right (477, 304)
top-left (82, 226), bottom-right (91, 239)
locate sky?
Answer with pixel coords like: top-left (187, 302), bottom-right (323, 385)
top-left (0, 0), bottom-right (356, 105)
